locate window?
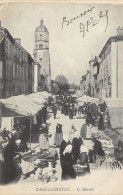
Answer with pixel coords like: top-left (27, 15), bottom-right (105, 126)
top-left (17, 65), bottom-right (19, 79)
top-left (39, 44), bottom-right (43, 49)
top-left (13, 64), bottom-right (15, 78)
top-left (40, 35), bottom-right (42, 40)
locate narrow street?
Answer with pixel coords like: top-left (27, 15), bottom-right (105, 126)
top-left (15, 108), bottom-right (123, 195)
top-left (48, 110), bottom-right (85, 180)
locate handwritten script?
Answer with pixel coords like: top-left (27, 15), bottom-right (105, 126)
top-left (61, 6), bottom-right (109, 37)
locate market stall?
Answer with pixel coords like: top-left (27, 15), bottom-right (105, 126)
top-left (72, 90), bottom-right (83, 98)
top-left (0, 92), bottom-right (58, 184)
top-left (77, 95), bottom-right (99, 104)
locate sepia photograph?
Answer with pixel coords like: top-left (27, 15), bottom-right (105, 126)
top-left (0, 1), bottom-right (123, 194)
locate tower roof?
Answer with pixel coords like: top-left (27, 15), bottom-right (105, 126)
top-left (35, 18), bottom-right (48, 32)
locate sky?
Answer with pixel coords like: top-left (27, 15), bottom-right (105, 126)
top-left (0, 2), bottom-right (123, 85)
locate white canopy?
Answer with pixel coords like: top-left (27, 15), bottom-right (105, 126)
top-left (0, 92), bottom-right (51, 116)
top-left (77, 95), bottom-right (99, 104)
top-left (72, 90), bottom-right (83, 98)
top-left (27, 93), bottom-right (45, 105)
top-left (37, 91), bottom-right (51, 100)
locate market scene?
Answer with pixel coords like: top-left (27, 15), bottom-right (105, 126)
top-left (0, 3), bottom-right (123, 189)
top-left (0, 91), bottom-right (123, 185)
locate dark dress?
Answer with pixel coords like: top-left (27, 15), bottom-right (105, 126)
top-left (42, 106), bottom-right (47, 124)
top-left (69, 108), bottom-right (73, 119)
top-left (52, 106), bottom-right (57, 119)
top-left (80, 124), bottom-right (87, 139)
top-left (98, 113), bottom-right (105, 130)
top-left (2, 139), bottom-right (17, 183)
top-left (60, 140), bottom-right (70, 167)
top-left (72, 137), bottom-right (83, 164)
top-left (99, 101), bottom-right (107, 113)
top-left (61, 153), bottom-right (76, 180)
top-left (93, 139), bottom-right (104, 156)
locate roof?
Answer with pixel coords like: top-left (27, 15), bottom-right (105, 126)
top-left (0, 26), bottom-right (34, 58)
top-left (99, 35), bottom-right (123, 58)
top-left (36, 25), bottom-right (48, 32)
top-left (35, 19), bottom-right (48, 33)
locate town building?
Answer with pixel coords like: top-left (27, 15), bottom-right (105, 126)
top-left (98, 27), bottom-right (123, 99)
top-left (0, 21), bottom-right (34, 99)
top-left (80, 70), bottom-right (90, 95)
top-left (51, 80), bottom-right (59, 94)
top-left (80, 27), bottom-right (123, 99)
top-left (89, 56), bottom-right (100, 98)
top-left (33, 18), bottom-right (51, 92)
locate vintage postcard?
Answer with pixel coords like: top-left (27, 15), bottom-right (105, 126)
top-left (0, 0), bottom-right (123, 195)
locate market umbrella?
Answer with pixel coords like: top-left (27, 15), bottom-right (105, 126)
top-left (77, 95), bottom-right (99, 104)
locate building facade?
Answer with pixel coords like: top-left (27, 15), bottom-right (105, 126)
top-left (51, 80), bottom-right (59, 94)
top-left (33, 19), bottom-right (51, 92)
top-left (80, 27), bottom-right (123, 99)
top-left (80, 70), bottom-right (90, 95)
top-left (89, 56), bottom-right (100, 98)
top-left (98, 27), bottom-right (123, 99)
top-left (0, 22), bottom-right (34, 98)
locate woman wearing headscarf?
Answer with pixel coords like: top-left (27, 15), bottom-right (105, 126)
top-left (69, 124), bottom-right (77, 143)
top-left (39, 124), bottom-right (49, 152)
top-left (60, 135), bottom-right (70, 167)
top-left (54, 123), bottom-right (63, 147)
top-left (79, 143), bottom-right (90, 175)
top-left (72, 131), bottom-right (83, 164)
top-left (61, 144), bottom-right (76, 180)
top-left (68, 104), bottom-right (73, 119)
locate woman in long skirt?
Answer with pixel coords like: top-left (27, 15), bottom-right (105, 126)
top-left (54, 124), bottom-right (63, 147)
top-left (72, 131), bottom-right (83, 164)
top-left (69, 107), bottom-right (73, 119)
top-left (79, 144), bottom-right (90, 175)
top-left (69, 124), bottom-right (76, 143)
top-left (98, 113), bottom-right (105, 130)
top-left (61, 145), bottom-right (76, 180)
top-left (60, 135), bottom-right (70, 167)
top-left (39, 124), bottom-right (49, 151)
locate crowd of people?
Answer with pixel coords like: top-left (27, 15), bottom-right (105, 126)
top-left (58, 129), bottom-right (106, 180)
top-left (0, 92), bottom-right (122, 184)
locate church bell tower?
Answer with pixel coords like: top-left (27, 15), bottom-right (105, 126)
top-left (33, 18), bottom-right (51, 92)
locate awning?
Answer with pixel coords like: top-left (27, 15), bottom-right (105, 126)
top-left (0, 92), bottom-right (51, 117)
top-left (77, 95), bottom-right (99, 104)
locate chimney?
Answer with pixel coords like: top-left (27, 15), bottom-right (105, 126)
top-left (117, 26), bottom-right (123, 36)
top-left (14, 38), bottom-right (21, 45)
